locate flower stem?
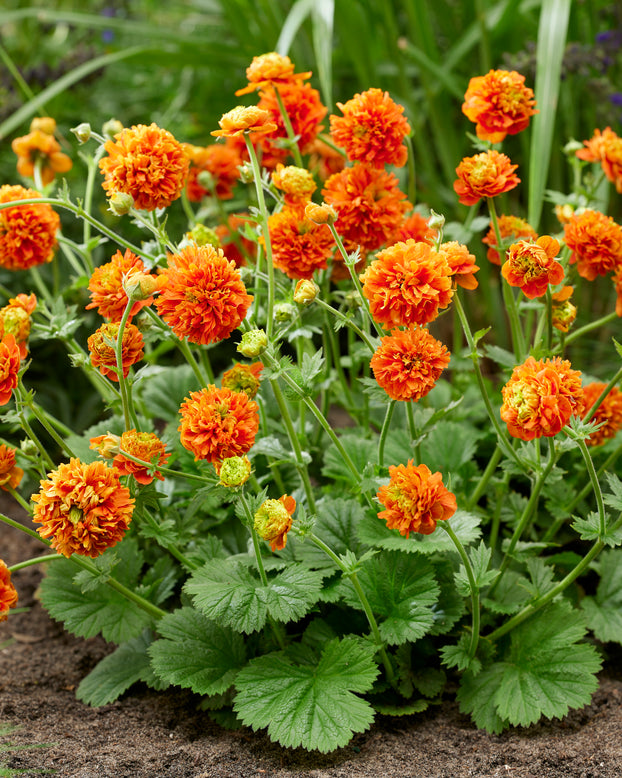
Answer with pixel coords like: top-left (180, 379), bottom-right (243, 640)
top-left (378, 400), bottom-right (396, 468)
top-left (115, 300), bottom-right (141, 431)
top-left (273, 86), bottom-right (303, 168)
top-left (9, 553), bottom-right (64, 573)
top-left (439, 522), bottom-right (480, 658)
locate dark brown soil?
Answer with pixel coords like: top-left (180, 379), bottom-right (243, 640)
top-left (2, 497), bottom-right (622, 778)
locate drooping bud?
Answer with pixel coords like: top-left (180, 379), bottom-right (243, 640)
top-left (237, 329), bottom-right (268, 358)
top-left (187, 224), bottom-right (221, 248)
top-left (89, 433), bottom-right (121, 458)
top-left (293, 279), bottom-right (319, 306)
top-left (71, 123), bottom-right (92, 144)
top-left (122, 270), bottom-right (160, 301)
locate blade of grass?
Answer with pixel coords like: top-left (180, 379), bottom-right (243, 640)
top-left (311, 0), bottom-right (334, 112)
top-left (277, 0), bottom-right (315, 55)
top-left (528, 0), bottom-right (571, 230)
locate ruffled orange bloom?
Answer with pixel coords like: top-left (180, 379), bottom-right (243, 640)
top-left (454, 150), bottom-right (520, 206)
top-left (0, 184), bottom-right (60, 270)
top-left (370, 327), bottom-right (450, 401)
top-left (482, 214), bottom-right (537, 265)
top-left (322, 163), bottom-right (408, 257)
top-left (178, 385), bottom-right (259, 465)
top-left (12, 118), bottom-right (72, 185)
top-left (0, 559), bottom-right (18, 622)
top-left (441, 241), bottom-right (480, 290)
top-left (87, 321), bottom-right (144, 381)
top-left (86, 249), bottom-right (158, 322)
top-left (32, 459), bottom-right (134, 558)
top-left (0, 444), bottom-right (23, 490)
top-left (581, 382), bottom-right (622, 447)
top-left (155, 244), bottom-right (253, 345)
top-left (0, 334), bottom-right (21, 405)
top-left (307, 137), bottom-right (346, 181)
top-left (551, 285), bottom-right (577, 332)
top-left (257, 80), bottom-right (326, 155)
top-left (254, 494), bottom-right (296, 551)
top-left (329, 87), bottom-right (411, 168)
top-left (215, 213), bottom-right (255, 267)
top-left (500, 356), bottom-right (584, 441)
top-left (221, 361), bottom-right (263, 398)
top-left (99, 123), bottom-right (189, 211)
top-left (235, 52), bottom-right (311, 96)
top-left (501, 236), bottom-right (564, 298)
top-left (360, 240), bottom-right (454, 327)
top-left (396, 210), bottom-right (438, 245)
top-left (184, 142), bottom-right (241, 202)
top-left (462, 69), bottom-right (537, 143)
top-left (115, 430), bottom-right (169, 484)
top-left (265, 204), bottom-right (334, 280)
top-left (614, 266), bottom-right (622, 317)
top-left (377, 461), bottom-right (457, 537)
top-left (576, 127), bottom-right (622, 193)
top-left (271, 164), bottom-right (317, 204)
top-left (564, 209), bottom-right (622, 280)
top-left (211, 106), bottom-right (278, 139)
top-left (0, 293), bottom-right (37, 359)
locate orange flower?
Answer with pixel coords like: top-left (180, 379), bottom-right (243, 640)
top-left (581, 382), bottom-right (622, 447)
top-left (482, 214), bottom-right (537, 265)
top-left (215, 213), bottom-right (255, 267)
top-left (329, 87), bottom-right (411, 168)
top-left (235, 52), bottom-right (311, 96)
top-left (500, 356), bottom-right (584, 441)
top-left (271, 164), bottom-right (317, 204)
top-left (257, 80), bottom-right (326, 155)
top-left (377, 461), bottom-right (457, 537)
top-left (183, 142), bottom-right (241, 202)
top-left (0, 559), bottom-right (18, 622)
top-left (360, 240), bottom-right (454, 327)
top-left (99, 123), bottom-right (189, 211)
top-left (87, 321), bottom-right (144, 381)
top-left (0, 444), bottom-right (23, 490)
top-left (370, 327), bottom-right (450, 401)
top-left (178, 385), bottom-right (259, 465)
top-left (551, 285), bottom-right (577, 332)
top-left (462, 69), bottom-right (537, 143)
top-left (221, 361), bottom-right (263, 399)
top-left (453, 150), bottom-right (520, 206)
top-left (441, 241), bottom-right (480, 290)
top-left (265, 204), bottom-right (334, 280)
top-left (0, 293), bottom-right (37, 359)
top-left (307, 137), bottom-right (346, 181)
top-left (12, 118), bottom-right (72, 185)
top-left (115, 430), bottom-right (169, 484)
top-left (501, 236), bottom-right (564, 298)
top-left (322, 163), bottom-right (408, 256)
top-left (254, 494), bottom-right (296, 551)
top-left (86, 249), bottom-right (157, 322)
top-left (576, 127), bottom-right (622, 193)
top-left (155, 244), bottom-right (253, 345)
top-left (396, 210), bottom-right (438, 245)
top-left (32, 459), bottom-right (134, 558)
top-left (211, 106), bottom-right (278, 139)
top-left (564, 209), bottom-right (622, 280)
top-left (614, 266), bottom-right (622, 317)
top-left (0, 184), bottom-right (60, 270)
top-left (0, 334), bottom-right (21, 405)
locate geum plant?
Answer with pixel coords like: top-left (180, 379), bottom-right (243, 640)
top-left (2, 52), bottom-right (622, 753)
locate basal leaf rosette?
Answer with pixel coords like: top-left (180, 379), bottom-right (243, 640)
top-left (32, 459), bottom-right (135, 558)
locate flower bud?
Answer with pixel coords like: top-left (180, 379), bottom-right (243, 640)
top-left (102, 118), bottom-right (124, 140)
top-left (563, 139), bottom-right (584, 156)
top-left (274, 303), bottom-right (295, 322)
top-left (187, 224), bottom-right (221, 248)
top-left (427, 209), bottom-right (446, 231)
top-left (197, 170), bottom-right (216, 191)
top-left (122, 270), bottom-right (160, 301)
top-left (237, 329), bottom-right (267, 358)
top-left (71, 123), bottom-right (92, 144)
top-left (254, 495), bottom-right (296, 551)
top-left (304, 201), bottom-right (337, 226)
top-left (20, 439), bottom-right (39, 458)
top-left (30, 117), bottom-right (56, 135)
top-left (293, 279), bottom-right (319, 306)
top-left (218, 455), bottom-right (251, 488)
top-left (108, 192), bottom-right (134, 216)
top-left (238, 163), bottom-right (254, 184)
top-left (89, 433), bottom-right (121, 458)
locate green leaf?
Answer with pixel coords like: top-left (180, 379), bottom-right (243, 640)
top-left (299, 349), bottom-right (325, 386)
top-left (292, 497), bottom-right (366, 570)
top-left (148, 608), bottom-right (246, 695)
top-left (482, 570), bottom-right (531, 615)
top-left (604, 471), bottom-right (622, 512)
top-left (440, 634), bottom-right (482, 674)
top-left (76, 631), bottom-right (157, 707)
top-left (455, 541), bottom-right (497, 596)
top-left (138, 364), bottom-right (200, 421)
top-left (357, 509), bottom-right (481, 555)
top-left (581, 549), bottom-right (622, 644)
top-left (340, 551), bottom-right (439, 645)
top-left (233, 637), bottom-right (379, 752)
top-left (571, 511), bottom-right (622, 548)
top-left (418, 421), bottom-right (484, 474)
top-left (262, 565), bottom-right (325, 623)
top-left (457, 663), bottom-right (509, 734)
top-left (372, 698), bottom-right (429, 716)
top-left (483, 344), bottom-right (518, 368)
top-left (322, 434), bottom-right (376, 485)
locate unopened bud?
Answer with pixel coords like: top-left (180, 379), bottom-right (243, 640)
top-left (71, 123), bottom-right (92, 144)
top-left (30, 117), bottom-right (56, 135)
top-left (218, 455), bottom-right (251, 488)
top-left (20, 439), bottom-right (39, 458)
top-left (274, 303), bottom-right (295, 322)
top-left (427, 209), bottom-right (446, 231)
top-left (237, 329), bottom-right (267, 358)
top-left (102, 118), bottom-right (124, 140)
top-left (108, 192), bottom-right (134, 216)
top-left (123, 270), bottom-right (160, 301)
top-left (304, 201), bottom-right (337, 226)
top-left (563, 139), bottom-right (584, 156)
top-left (197, 170), bottom-right (215, 191)
top-left (89, 433), bottom-right (121, 458)
top-left (238, 163), bottom-right (254, 184)
top-left (293, 279), bottom-right (319, 306)
top-left (254, 495), bottom-right (295, 550)
top-left (187, 224), bottom-right (221, 248)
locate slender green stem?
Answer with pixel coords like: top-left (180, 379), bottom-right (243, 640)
top-left (0, 42), bottom-right (40, 105)
top-left (308, 532), bottom-right (396, 685)
top-left (29, 266), bottom-right (54, 306)
top-left (16, 379), bottom-right (78, 459)
top-left (7, 487), bottom-right (34, 514)
top-left (115, 448), bottom-right (212, 484)
top-left (405, 401), bottom-right (421, 465)
top-left (314, 297), bottom-right (377, 352)
top-left (573, 436), bottom-right (606, 537)
top-left (440, 522), bottom-right (480, 658)
top-left (557, 311), bottom-right (617, 350)
top-left (1, 512), bottom-right (41, 542)
top-left (14, 402), bottom-right (55, 472)
top-left (9, 553), bottom-right (64, 573)
top-left (583, 366), bottom-right (622, 424)
top-left (115, 300), bottom-right (140, 431)
top-left (466, 444), bottom-right (503, 511)
top-left (378, 400), bottom-right (396, 468)
top-left (176, 336), bottom-right (210, 387)
top-left (80, 148), bottom-right (103, 272)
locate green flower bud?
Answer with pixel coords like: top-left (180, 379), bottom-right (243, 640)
top-left (102, 118), bottom-right (124, 139)
top-left (237, 329), bottom-right (267, 358)
top-left (274, 303), bottom-right (295, 322)
top-left (218, 455), bottom-right (252, 488)
top-left (71, 123), bottom-right (92, 144)
top-left (293, 279), bottom-right (319, 306)
top-left (108, 192), bottom-right (134, 216)
top-left (187, 224), bottom-right (221, 248)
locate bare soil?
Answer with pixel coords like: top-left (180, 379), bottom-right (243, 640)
top-left (2, 497), bottom-right (622, 778)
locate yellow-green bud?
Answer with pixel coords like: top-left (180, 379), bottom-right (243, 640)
top-left (254, 496), bottom-right (295, 550)
top-left (187, 224), bottom-right (221, 248)
top-left (293, 279), bottom-right (319, 306)
top-left (274, 303), bottom-right (295, 322)
top-left (71, 123), bottom-right (92, 144)
top-left (102, 118), bottom-right (124, 139)
top-left (237, 329), bottom-right (267, 358)
top-left (218, 455), bottom-right (251, 488)
top-left (427, 209), bottom-right (445, 231)
top-left (197, 170), bottom-right (216, 191)
top-left (20, 438), bottom-right (39, 458)
top-left (122, 270), bottom-right (159, 301)
top-left (563, 139), bottom-right (584, 156)
top-left (238, 163), bottom-right (254, 184)
top-left (108, 192), bottom-right (134, 216)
